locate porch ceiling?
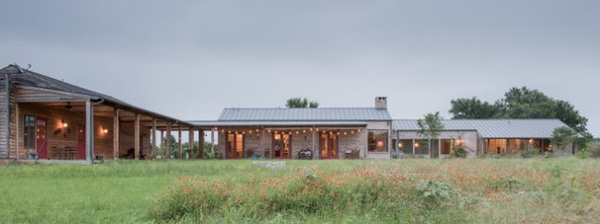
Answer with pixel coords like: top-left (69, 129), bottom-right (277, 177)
top-left (18, 102), bottom-right (195, 129)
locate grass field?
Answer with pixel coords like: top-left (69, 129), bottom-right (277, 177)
top-left (1, 158), bottom-right (599, 223)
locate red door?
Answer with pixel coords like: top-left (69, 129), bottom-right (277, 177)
top-left (320, 132), bottom-right (338, 159)
top-left (225, 133), bottom-right (244, 159)
top-left (77, 124), bottom-right (86, 159)
top-left (36, 117), bottom-right (48, 159)
top-left (272, 133), bottom-right (291, 159)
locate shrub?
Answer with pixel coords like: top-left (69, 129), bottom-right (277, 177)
top-left (521, 147), bottom-right (540, 158)
top-left (588, 142), bottom-right (600, 158)
top-left (575, 150), bottom-right (590, 159)
top-left (452, 144), bottom-right (468, 158)
top-left (416, 179), bottom-right (458, 207)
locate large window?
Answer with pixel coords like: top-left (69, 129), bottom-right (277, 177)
top-left (395, 139), bottom-right (413, 154)
top-left (368, 130), bottom-right (388, 152)
top-left (440, 139), bottom-right (453, 155)
top-left (24, 115), bottom-right (36, 148)
top-left (414, 139), bottom-right (428, 155)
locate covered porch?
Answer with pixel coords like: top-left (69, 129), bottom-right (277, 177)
top-left (13, 85), bottom-right (196, 162)
top-left (191, 121), bottom-right (367, 160)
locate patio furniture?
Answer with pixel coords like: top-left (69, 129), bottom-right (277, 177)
top-left (345, 149), bottom-right (360, 159)
top-left (298, 148), bottom-right (312, 159)
top-left (65, 146), bottom-right (77, 160)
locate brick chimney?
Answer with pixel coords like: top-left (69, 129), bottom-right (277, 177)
top-left (375, 96), bottom-right (387, 109)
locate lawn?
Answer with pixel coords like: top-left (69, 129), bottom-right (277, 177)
top-left (0, 158), bottom-right (598, 223)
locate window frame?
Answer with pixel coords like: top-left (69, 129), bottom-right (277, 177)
top-left (23, 115), bottom-right (36, 149)
top-left (367, 129), bottom-right (389, 152)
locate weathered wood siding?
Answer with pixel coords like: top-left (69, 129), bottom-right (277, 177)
top-left (0, 75), bottom-right (8, 158)
top-left (15, 104), bottom-right (117, 160)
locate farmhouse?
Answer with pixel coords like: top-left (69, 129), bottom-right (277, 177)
top-left (0, 64), bottom-right (578, 162)
top-left (190, 96), bottom-right (393, 160)
top-left (393, 119), bottom-right (577, 159)
top-left (0, 64), bottom-right (201, 162)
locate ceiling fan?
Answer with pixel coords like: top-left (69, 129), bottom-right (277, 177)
top-left (65, 102), bottom-right (73, 110)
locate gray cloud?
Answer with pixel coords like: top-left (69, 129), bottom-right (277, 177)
top-left (1, 0), bottom-right (598, 135)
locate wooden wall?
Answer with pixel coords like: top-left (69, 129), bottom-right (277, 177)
top-left (118, 122), bottom-right (150, 159)
top-left (0, 75), bottom-right (8, 158)
top-left (10, 103), bottom-right (113, 159)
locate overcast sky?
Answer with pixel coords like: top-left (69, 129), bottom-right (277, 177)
top-left (1, 1), bottom-right (599, 136)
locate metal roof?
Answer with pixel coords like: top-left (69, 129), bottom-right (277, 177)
top-left (1, 64), bottom-right (194, 126)
top-left (218, 108), bottom-right (392, 121)
top-left (189, 120), bottom-right (368, 127)
top-left (393, 119), bottom-right (570, 138)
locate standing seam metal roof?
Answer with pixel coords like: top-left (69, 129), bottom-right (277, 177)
top-left (218, 108), bottom-right (392, 121)
top-left (393, 119), bottom-right (570, 138)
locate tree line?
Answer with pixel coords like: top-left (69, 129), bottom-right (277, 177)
top-left (417, 86), bottom-right (592, 156)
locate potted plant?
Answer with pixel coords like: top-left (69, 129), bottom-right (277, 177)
top-left (27, 152), bottom-right (38, 160)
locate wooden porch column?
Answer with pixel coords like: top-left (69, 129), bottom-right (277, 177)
top-left (15, 103), bottom-right (19, 160)
top-left (210, 128), bottom-right (215, 157)
top-left (160, 130), bottom-right (165, 159)
top-left (198, 129), bottom-right (204, 158)
top-left (113, 108), bottom-right (120, 159)
top-left (262, 128), bottom-right (266, 159)
top-left (412, 139), bottom-right (415, 155)
top-left (178, 125), bottom-right (183, 159)
top-left (134, 114), bottom-right (140, 160)
top-left (85, 99), bottom-right (94, 162)
top-left (166, 122), bottom-right (171, 159)
top-left (188, 128), bottom-right (194, 159)
top-left (312, 128), bottom-right (317, 160)
top-left (437, 139), bottom-right (441, 159)
top-left (151, 118), bottom-right (157, 160)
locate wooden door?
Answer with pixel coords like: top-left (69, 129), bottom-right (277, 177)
top-left (77, 124), bottom-right (86, 159)
top-left (36, 117), bottom-right (48, 159)
top-left (226, 133), bottom-right (244, 159)
top-left (320, 133), bottom-right (338, 159)
top-left (272, 133), bottom-right (291, 159)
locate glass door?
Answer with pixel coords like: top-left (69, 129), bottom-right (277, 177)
top-left (320, 133), bottom-right (337, 159)
top-left (272, 133), bottom-right (291, 159)
top-left (226, 133), bottom-right (244, 159)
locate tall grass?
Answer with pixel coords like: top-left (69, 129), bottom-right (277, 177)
top-left (150, 159), bottom-right (600, 223)
top-left (1, 158), bottom-right (599, 223)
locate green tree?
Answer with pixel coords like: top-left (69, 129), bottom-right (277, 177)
top-left (417, 112), bottom-right (445, 158)
top-left (286, 97), bottom-right (319, 108)
top-left (449, 97), bottom-right (499, 119)
top-left (550, 126), bottom-right (577, 152)
top-left (449, 86), bottom-right (592, 147)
